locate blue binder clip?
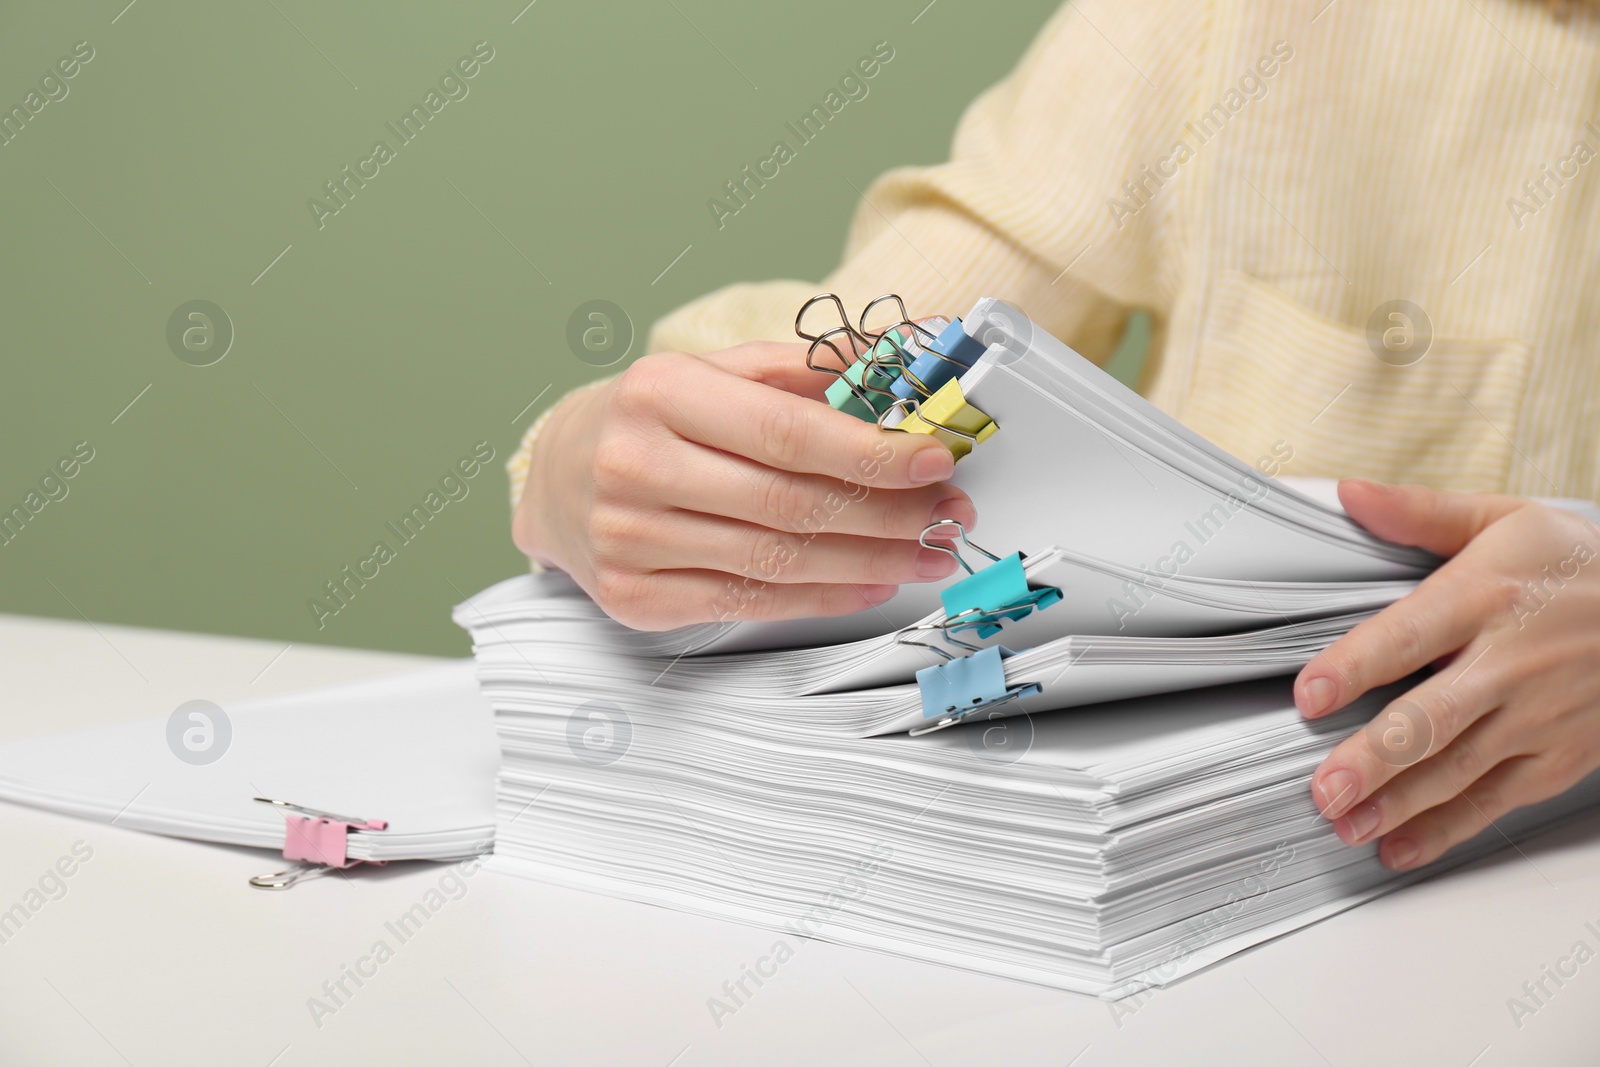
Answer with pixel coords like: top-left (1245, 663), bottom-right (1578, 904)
top-left (899, 628), bottom-right (1042, 735)
top-left (922, 520), bottom-right (1063, 639)
top-left (890, 318), bottom-right (988, 401)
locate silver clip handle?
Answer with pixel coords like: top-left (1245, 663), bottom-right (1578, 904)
top-left (253, 796), bottom-right (371, 826)
top-left (249, 862), bottom-right (336, 890)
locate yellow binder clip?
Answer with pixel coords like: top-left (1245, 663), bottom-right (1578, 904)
top-left (882, 378), bottom-right (998, 460)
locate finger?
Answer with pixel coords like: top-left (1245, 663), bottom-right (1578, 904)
top-left (658, 446), bottom-right (976, 541)
top-left (632, 353), bottom-right (956, 488)
top-left (595, 568), bottom-right (898, 632)
top-left (1376, 753), bottom-right (1569, 870)
top-left (1337, 480), bottom-right (1525, 558)
top-left (1295, 568), bottom-right (1487, 716)
top-left (1310, 650), bottom-right (1500, 820)
top-left (1324, 710), bottom-right (1519, 846)
top-left (624, 513), bottom-right (961, 586)
top-left (701, 341), bottom-right (838, 402)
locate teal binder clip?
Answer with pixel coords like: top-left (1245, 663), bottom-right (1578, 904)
top-left (819, 324), bottom-right (921, 421)
top-left (905, 642), bottom-right (1042, 736)
top-left (922, 520), bottom-right (1063, 639)
top-left (797, 293), bottom-right (947, 423)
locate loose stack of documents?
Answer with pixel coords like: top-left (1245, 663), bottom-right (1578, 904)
top-left (0, 664), bottom-right (498, 879)
top-left (456, 296), bottom-right (1600, 996)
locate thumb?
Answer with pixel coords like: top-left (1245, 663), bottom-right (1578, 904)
top-left (1337, 479), bottom-right (1525, 558)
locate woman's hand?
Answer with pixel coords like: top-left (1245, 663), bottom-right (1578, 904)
top-left (1296, 479), bottom-right (1600, 870)
top-left (512, 342), bottom-right (975, 631)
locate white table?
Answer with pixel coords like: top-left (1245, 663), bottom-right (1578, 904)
top-left (1, 613), bottom-right (1596, 1066)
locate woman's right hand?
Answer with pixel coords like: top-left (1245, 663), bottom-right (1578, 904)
top-left (511, 341), bottom-right (976, 631)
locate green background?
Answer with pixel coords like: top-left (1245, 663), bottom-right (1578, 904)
top-left (0, 0), bottom-right (1140, 656)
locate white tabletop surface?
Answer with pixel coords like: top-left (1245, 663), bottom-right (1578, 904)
top-left (1, 612), bottom-right (1597, 1067)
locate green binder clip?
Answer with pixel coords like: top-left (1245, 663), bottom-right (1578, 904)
top-left (821, 327), bottom-right (910, 420)
top-left (922, 520), bottom-right (1063, 639)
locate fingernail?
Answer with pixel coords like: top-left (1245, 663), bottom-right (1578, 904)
top-left (915, 548), bottom-right (957, 579)
top-left (909, 446), bottom-right (955, 486)
top-left (861, 584), bottom-right (899, 606)
top-left (1345, 478), bottom-right (1393, 495)
top-left (1302, 676), bottom-right (1337, 716)
top-left (1337, 802), bottom-right (1381, 844)
top-left (1383, 836), bottom-right (1420, 869)
top-left (1317, 769), bottom-right (1359, 819)
top-left (928, 496), bottom-right (976, 532)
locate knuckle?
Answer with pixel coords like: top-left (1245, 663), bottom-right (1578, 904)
top-left (725, 581), bottom-right (778, 621)
top-left (1438, 732), bottom-right (1483, 795)
top-left (1539, 747), bottom-right (1588, 792)
top-left (1365, 699), bottom-right (1428, 770)
top-left (637, 349), bottom-right (694, 379)
top-left (754, 398), bottom-right (806, 468)
top-left (1483, 572), bottom-right (1526, 616)
top-left (585, 506), bottom-right (645, 565)
top-left (734, 531), bottom-right (775, 581)
top-left (865, 536), bottom-right (913, 583)
top-left (755, 472), bottom-right (815, 532)
top-left (593, 569), bottom-right (654, 625)
top-left (591, 434), bottom-right (649, 491)
top-left (824, 583), bottom-right (879, 616)
top-left (614, 351), bottom-right (687, 411)
top-left (1466, 780), bottom-right (1504, 826)
top-left (1419, 683), bottom-right (1467, 741)
top-left (1389, 611), bottom-right (1429, 670)
top-left (609, 369), bottom-right (652, 415)
top-left (876, 488), bottom-right (929, 539)
top-left (726, 340), bottom-right (772, 362)
top-left (704, 573), bottom-right (757, 624)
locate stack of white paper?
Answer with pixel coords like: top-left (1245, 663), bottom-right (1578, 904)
top-left (0, 663), bottom-right (498, 868)
top-left (455, 296), bottom-right (1600, 996)
top-left (458, 581), bottom-right (1600, 996)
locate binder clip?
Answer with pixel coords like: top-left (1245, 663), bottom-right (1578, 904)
top-left (798, 294), bottom-right (876, 419)
top-left (796, 293), bottom-right (948, 424)
top-left (889, 317), bottom-right (988, 401)
top-left (817, 325), bottom-right (918, 421)
top-left (922, 519), bottom-right (1062, 638)
top-left (854, 316), bottom-right (949, 414)
top-left (795, 292), bottom-right (866, 353)
top-left (249, 797), bottom-right (389, 889)
top-left (886, 378), bottom-right (998, 460)
top-left (898, 625), bottom-right (1041, 736)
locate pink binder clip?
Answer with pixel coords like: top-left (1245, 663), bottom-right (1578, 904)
top-left (249, 797), bottom-right (389, 889)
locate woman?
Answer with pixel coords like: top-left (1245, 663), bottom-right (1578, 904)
top-left (509, 0), bottom-right (1600, 873)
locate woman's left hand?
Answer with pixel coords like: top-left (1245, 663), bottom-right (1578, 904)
top-left (1295, 479), bottom-right (1600, 870)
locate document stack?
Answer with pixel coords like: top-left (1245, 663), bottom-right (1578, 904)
top-left (0, 664), bottom-right (498, 888)
top-left (460, 296), bottom-right (1600, 996)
